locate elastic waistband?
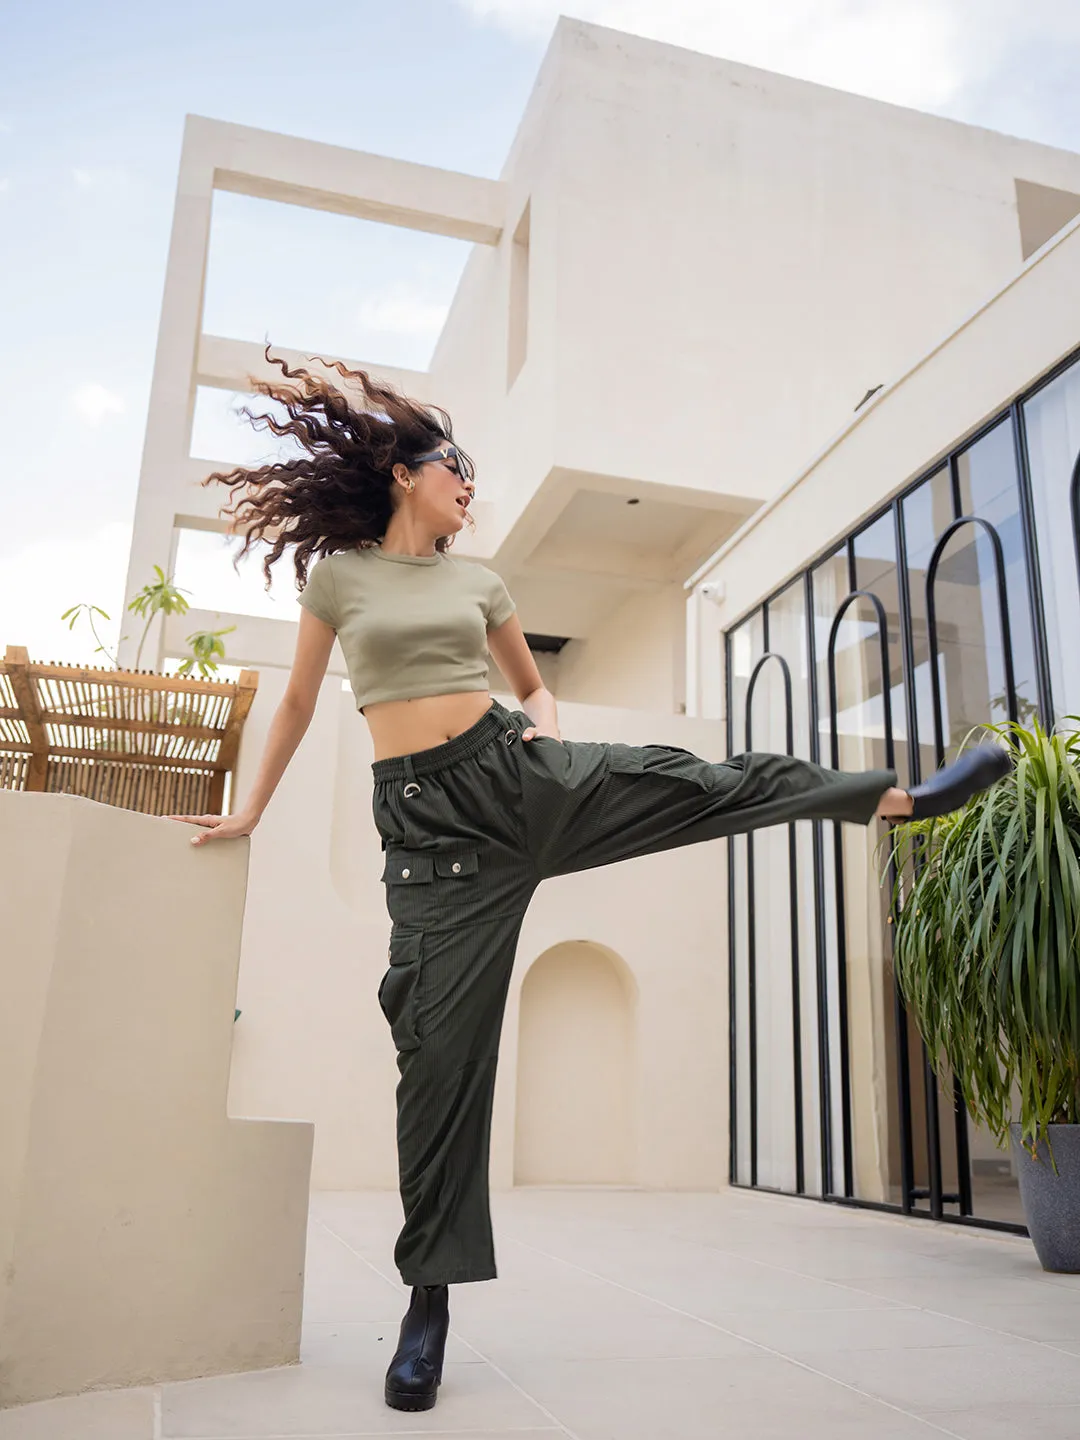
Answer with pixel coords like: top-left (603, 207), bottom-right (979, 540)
top-left (371, 699), bottom-right (516, 783)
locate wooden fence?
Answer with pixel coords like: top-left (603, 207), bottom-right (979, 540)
top-left (0, 646), bottom-right (258, 816)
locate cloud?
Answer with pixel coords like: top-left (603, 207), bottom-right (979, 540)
top-left (455, 0), bottom-right (1080, 113)
top-left (357, 284), bottom-right (450, 338)
top-left (72, 383), bottom-right (126, 426)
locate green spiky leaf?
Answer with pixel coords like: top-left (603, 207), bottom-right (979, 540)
top-left (886, 720), bottom-right (1080, 1153)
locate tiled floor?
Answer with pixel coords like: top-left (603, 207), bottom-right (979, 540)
top-left (5, 1187), bottom-right (1080, 1438)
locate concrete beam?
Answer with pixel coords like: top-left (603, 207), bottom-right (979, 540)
top-left (195, 334), bottom-right (433, 401)
top-left (185, 115), bottom-right (506, 244)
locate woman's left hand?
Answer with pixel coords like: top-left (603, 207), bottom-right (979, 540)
top-left (522, 727), bottom-right (562, 742)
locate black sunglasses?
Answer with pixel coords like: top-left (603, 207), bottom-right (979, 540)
top-left (412, 443), bottom-right (473, 483)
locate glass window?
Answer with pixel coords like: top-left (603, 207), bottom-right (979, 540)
top-left (956, 420), bottom-right (1040, 730)
top-left (722, 353), bottom-right (1073, 1230)
top-left (1025, 359), bottom-right (1080, 719)
top-left (902, 470), bottom-right (954, 772)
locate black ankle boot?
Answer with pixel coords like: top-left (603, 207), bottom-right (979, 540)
top-left (906, 743), bottom-right (1011, 820)
top-left (384, 1283), bottom-right (449, 1411)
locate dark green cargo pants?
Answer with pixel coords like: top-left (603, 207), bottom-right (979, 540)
top-left (371, 698), bottom-right (895, 1286)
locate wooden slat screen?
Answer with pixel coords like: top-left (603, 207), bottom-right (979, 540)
top-left (0, 646), bottom-right (259, 816)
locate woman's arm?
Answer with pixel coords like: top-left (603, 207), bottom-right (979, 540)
top-left (487, 613), bottom-right (560, 741)
top-left (168, 608), bottom-right (337, 843)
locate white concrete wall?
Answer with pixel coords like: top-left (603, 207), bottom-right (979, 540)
top-left (532, 20), bottom-right (1080, 512)
top-left (0, 791), bottom-right (313, 1408)
top-left (555, 584), bottom-right (687, 712)
top-left (688, 213), bottom-right (1080, 702)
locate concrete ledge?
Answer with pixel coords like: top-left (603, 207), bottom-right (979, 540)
top-left (0, 791), bottom-right (314, 1408)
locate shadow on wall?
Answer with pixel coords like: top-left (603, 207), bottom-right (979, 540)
top-left (514, 940), bottom-right (637, 1185)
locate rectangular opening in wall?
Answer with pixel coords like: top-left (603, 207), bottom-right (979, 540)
top-left (203, 190), bottom-right (472, 370)
top-left (189, 385), bottom-right (306, 468)
top-left (171, 526), bottom-right (303, 622)
top-left (507, 201), bottom-right (531, 390)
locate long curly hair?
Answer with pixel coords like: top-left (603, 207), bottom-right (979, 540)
top-left (202, 349), bottom-right (475, 593)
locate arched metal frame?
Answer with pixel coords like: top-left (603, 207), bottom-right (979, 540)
top-left (924, 513), bottom-right (1018, 1216)
top-left (743, 650), bottom-right (804, 1193)
top-left (926, 515), bottom-right (1018, 746)
top-left (724, 347), bottom-right (1080, 1237)
top-left (824, 590), bottom-right (915, 1208)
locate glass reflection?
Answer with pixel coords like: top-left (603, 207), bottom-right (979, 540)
top-left (1025, 359), bottom-right (1080, 718)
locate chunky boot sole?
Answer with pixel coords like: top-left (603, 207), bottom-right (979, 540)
top-left (385, 1383), bottom-right (438, 1411)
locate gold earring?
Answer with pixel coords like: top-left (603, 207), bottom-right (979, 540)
top-left (406, 479), bottom-right (415, 493)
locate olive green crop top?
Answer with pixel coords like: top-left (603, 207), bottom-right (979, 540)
top-left (296, 544), bottom-right (517, 710)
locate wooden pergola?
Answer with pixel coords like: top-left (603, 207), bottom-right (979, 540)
top-left (0, 646), bottom-right (258, 816)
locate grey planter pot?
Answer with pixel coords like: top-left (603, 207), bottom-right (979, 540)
top-left (1009, 1123), bottom-right (1080, 1272)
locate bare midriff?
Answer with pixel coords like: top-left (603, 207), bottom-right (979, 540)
top-left (363, 691), bottom-right (495, 761)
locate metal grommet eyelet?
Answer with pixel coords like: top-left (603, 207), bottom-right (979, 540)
top-left (403, 781), bottom-right (421, 798)
top-left (504, 729), bottom-right (517, 745)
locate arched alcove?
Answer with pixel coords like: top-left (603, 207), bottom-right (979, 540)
top-left (514, 941), bottom-right (636, 1185)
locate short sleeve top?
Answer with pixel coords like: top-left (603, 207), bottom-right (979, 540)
top-left (296, 544), bottom-right (517, 711)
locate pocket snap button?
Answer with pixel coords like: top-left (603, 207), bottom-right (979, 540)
top-left (401, 868), bottom-right (410, 879)
top-left (451, 862), bottom-right (461, 874)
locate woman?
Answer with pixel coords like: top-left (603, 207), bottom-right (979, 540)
top-left (169, 353), bottom-right (1009, 1412)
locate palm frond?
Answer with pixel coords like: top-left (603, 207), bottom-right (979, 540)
top-left (887, 721), bottom-right (1080, 1150)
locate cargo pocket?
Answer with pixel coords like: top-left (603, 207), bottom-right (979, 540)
top-left (608, 741), bottom-right (713, 791)
top-left (377, 928), bottom-right (424, 1052)
top-left (606, 743), bottom-right (644, 774)
top-left (644, 744), bottom-right (714, 791)
top-left (382, 846), bottom-right (480, 926)
top-left (433, 849), bottom-right (479, 881)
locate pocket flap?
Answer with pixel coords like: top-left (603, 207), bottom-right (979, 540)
top-left (382, 852), bottom-right (434, 885)
top-left (434, 850), bottom-right (479, 878)
top-left (606, 742), bottom-right (643, 773)
top-left (387, 929), bottom-right (423, 967)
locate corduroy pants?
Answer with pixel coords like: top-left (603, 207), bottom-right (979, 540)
top-left (371, 698), bottom-right (895, 1285)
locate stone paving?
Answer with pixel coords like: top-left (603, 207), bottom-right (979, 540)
top-left (5, 1186), bottom-right (1080, 1438)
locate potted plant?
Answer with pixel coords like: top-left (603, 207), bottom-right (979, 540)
top-left (887, 721), bottom-right (1080, 1271)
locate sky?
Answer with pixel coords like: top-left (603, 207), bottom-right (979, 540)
top-left (3, 0), bottom-right (1080, 670)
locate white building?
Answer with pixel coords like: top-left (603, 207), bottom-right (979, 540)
top-left (9, 12), bottom-right (1080, 1413)
top-left (118, 11), bottom-right (1080, 1257)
